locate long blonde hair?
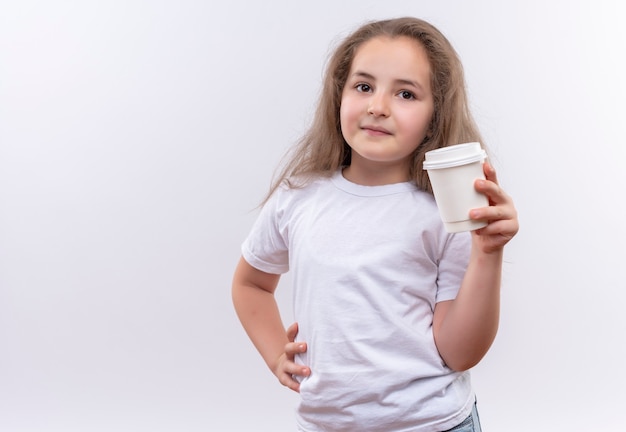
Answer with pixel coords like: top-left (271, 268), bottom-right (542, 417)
top-left (264, 17), bottom-right (483, 202)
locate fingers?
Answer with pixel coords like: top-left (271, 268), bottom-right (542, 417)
top-left (283, 346), bottom-right (310, 376)
top-left (277, 322), bottom-right (311, 393)
top-left (276, 347), bottom-right (311, 392)
top-left (470, 163), bottom-right (519, 251)
top-left (277, 358), bottom-right (310, 392)
top-left (286, 321), bottom-right (299, 342)
top-left (284, 340), bottom-right (309, 375)
top-left (483, 160), bottom-right (498, 184)
top-left (474, 175), bottom-right (507, 208)
top-left (469, 185), bottom-right (514, 221)
top-left (470, 179), bottom-right (517, 227)
top-left (284, 321), bottom-right (307, 363)
top-left (285, 340), bottom-right (308, 359)
top-left (473, 162), bottom-right (514, 209)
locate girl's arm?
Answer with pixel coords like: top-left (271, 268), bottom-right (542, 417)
top-left (433, 162), bottom-right (519, 371)
top-left (232, 257), bottom-right (311, 392)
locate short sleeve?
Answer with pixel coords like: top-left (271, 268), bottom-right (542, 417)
top-left (241, 187), bottom-right (290, 275)
top-left (435, 231), bottom-right (471, 303)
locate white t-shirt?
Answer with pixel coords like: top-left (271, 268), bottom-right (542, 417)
top-left (242, 170), bottom-right (475, 432)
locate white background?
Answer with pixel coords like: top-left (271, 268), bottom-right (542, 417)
top-left (1, 0), bottom-right (625, 430)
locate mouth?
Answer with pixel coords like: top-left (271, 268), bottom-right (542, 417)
top-left (361, 125), bottom-right (392, 136)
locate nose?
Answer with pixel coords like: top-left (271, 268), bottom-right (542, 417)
top-left (367, 93), bottom-right (390, 117)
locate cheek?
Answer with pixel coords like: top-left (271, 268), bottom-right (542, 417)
top-left (400, 110), bottom-right (432, 138)
top-left (339, 100), bottom-right (360, 133)
top-left (339, 103), bottom-right (353, 135)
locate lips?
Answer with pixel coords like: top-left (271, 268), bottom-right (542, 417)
top-left (361, 124), bottom-right (392, 135)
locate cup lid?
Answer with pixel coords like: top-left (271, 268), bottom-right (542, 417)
top-left (422, 142), bottom-right (486, 170)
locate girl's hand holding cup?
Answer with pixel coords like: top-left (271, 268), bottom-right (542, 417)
top-left (470, 162), bottom-right (519, 254)
top-left (423, 142), bottom-right (518, 253)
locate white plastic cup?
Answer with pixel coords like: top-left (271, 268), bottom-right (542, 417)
top-left (423, 142), bottom-right (488, 233)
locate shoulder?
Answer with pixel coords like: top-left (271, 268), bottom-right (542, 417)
top-left (262, 172), bottom-right (335, 214)
top-left (273, 171), bottom-right (335, 199)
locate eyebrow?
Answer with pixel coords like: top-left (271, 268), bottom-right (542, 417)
top-left (351, 71), bottom-right (426, 92)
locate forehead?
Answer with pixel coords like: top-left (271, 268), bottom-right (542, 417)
top-left (349, 36), bottom-right (431, 81)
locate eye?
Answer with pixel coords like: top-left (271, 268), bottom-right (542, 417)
top-left (355, 83), bottom-right (372, 93)
top-left (399, 90), bottom-right (415, 100)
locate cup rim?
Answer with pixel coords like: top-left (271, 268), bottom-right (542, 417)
top-left (422, 142), bottom-right (486, 170)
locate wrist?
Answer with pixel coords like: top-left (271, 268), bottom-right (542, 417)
top-left (471, 232), bottom-right (506, 257)
top-left (470, 241), bottom-right (503, 265)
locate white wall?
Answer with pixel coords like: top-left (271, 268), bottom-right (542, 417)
top-left (1, 1), bottom-right (624, 430)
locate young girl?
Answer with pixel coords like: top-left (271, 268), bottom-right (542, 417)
top-left (232, 17), bottom-right (518, 432)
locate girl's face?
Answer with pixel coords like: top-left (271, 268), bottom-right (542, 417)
top-left (340, 36), bottom-right (434, 185)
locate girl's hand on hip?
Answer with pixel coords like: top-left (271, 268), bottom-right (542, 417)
top-left (470, 162), bottom-right (519, 254)
top-left (273, 322), bottom-right (311, 393)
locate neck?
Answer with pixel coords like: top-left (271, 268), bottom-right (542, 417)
top-left (342, 161), bottom-right (411, 186)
